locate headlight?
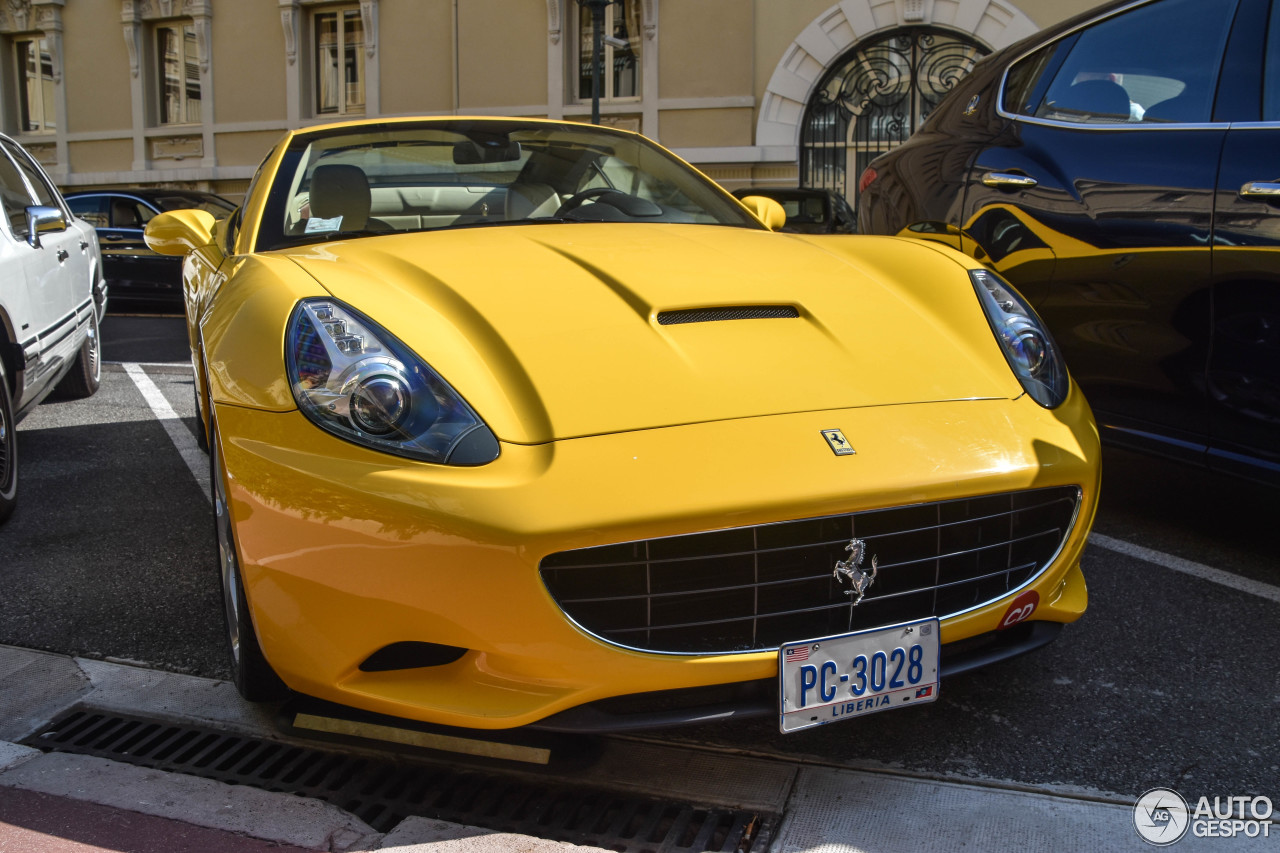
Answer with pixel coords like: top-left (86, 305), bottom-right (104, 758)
top-left (970, 269), bottom-right (1068, 408)
top-left (286, 298), bottom-right (499, 465)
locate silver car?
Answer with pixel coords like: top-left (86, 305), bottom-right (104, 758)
top-left (0, 132), bottom-right (105, 522)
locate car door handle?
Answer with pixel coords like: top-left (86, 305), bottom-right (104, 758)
top-left (1239, 181), bottom-right (1280, 199)
top-left (56, 249), bottom-right (69, 262)
top-left (981, 172), bottom-right (1039, 189)
top-left (80, 240), bottom-right (89, 251)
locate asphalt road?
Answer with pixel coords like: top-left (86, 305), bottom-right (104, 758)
top-left (2, 311), bottom-right (1276, 809)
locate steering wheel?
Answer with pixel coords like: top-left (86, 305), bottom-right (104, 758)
top-left (554, 187), bottom-right (629, 216)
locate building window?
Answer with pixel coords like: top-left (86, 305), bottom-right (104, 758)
top-left (577, 0), bottom-right (641, 102)
top-left (15, 36), bottom-right (55, 133)
top-left (315, 7), bottom-right (364, 116)
top-left (156, 23), bottom-right (201, 124)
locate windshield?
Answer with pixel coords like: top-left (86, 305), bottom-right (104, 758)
top-left (255, 119), bottom-right (761, 251)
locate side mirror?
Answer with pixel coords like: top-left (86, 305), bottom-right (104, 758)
top-left (144, 208), bottom-right (217, 256)
top-left (25, 205), bottom-right (66, 249)
top-left (738, 195), bottom-right (787, 232)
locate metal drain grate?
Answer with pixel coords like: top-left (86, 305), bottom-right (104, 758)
top-left (24, 709), bottom-right (775, 852)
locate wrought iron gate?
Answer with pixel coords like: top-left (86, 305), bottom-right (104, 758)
top-left (800, 28), bottom-right (988, 211)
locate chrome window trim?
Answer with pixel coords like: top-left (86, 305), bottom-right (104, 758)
top-left (1000, 116), bottom-right (1225, 131)
top-left (542, 486), bottom-right (1084, 658)
top-left (994, 0), bottom-right (1237, 131)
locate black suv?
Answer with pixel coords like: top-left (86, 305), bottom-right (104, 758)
top-left (860, 0), bottom-right (1280, 485)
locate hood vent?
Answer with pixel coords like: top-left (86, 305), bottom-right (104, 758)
top-left (657, 306), bottom-right (799, 326)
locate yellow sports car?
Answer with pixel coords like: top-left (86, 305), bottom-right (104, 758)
top-left (147, 117), bottom-right (1097, 736)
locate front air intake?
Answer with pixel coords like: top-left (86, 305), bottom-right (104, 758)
top-left (656, 306), bottom-right (799, 325)
top-left (540, 486), bottom-right (1081, 655)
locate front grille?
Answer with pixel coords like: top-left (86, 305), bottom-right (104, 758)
top-left (540, 486), bottom-right (1080, 654)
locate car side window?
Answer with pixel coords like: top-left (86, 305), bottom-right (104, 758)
top-left (0, 150), bottom-right (36, 237)
top-left (1, 138), bottom-right (58, 208)
top-left (68, 196), bottom-right (108, 228)
top-left (1003, 0), bottom-right (1236, 125)
top-left (1265, 0), bottom-right (1280, 119)
top-left (108, 198), bottom-right (150, 229)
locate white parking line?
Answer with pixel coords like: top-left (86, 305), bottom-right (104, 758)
top-left (122, 362), bottom-right (211, 504)
top-left (1090, 533), bottom-right (1280, 604)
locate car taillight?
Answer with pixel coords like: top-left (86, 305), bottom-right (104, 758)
top-left (858, 167), bottom-right (877, 194)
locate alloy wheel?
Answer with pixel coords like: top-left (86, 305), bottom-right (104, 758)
top-left (212, 436), bottom-right (241, 665)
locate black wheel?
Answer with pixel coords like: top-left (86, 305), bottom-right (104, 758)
top-left (211, 419), bottom-right (289, 701)
top-left (0, 355), bottom-right (16, 523)
top-left (55, 309), bottom-right (101, 399)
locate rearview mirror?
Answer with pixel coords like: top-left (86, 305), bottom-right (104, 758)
top-left (25, 205), bottom-right (66, 249)
top-left (144, 209), bottom-right (217, 256)
top-left (453, 139), bottom-right (523, 164)
top-left (738, 195), bottom-right (787, 232)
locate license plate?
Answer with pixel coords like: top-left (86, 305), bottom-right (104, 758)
top-left (778, 618), bottom-right (940, 733)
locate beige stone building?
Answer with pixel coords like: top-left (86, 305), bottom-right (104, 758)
top-left (4, 0), bottom-right (1098, 205)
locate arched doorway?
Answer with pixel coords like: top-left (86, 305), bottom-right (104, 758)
top-left (800, 28), bottom-right (989, 209)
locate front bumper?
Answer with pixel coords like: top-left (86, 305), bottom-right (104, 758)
top-left (529, 618), bottom-right (1070, 732)
top-left (218, 384), bottom-right (1098, 730)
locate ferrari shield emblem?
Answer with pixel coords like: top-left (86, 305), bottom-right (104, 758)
top-left (822, 429), bottom-right (856, 456)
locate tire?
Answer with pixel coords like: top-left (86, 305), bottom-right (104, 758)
top-left (0, 356), bottom-right (16, 524)
top-left (211, 418), bottom-right (289, 701)
top-left (55, 309), bottom-right (101, 400)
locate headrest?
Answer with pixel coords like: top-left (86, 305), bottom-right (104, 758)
top-left (1054, 79), bottom-right (1132, 119)
top-left (309, 164), bottom-right (371, 230)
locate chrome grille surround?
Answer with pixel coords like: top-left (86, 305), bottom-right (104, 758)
top-left (539, 486), bottom-right (1082, 655)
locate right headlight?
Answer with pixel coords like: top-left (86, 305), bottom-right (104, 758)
top-left (285, 298), bottom-right (499, 465)
top-left (970, 269), bottom-right (1068, 408)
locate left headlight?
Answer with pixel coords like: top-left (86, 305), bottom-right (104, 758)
top-left (970, 269), bottom-right (1068, 408)
top-left (286, 298), bottom-right (500, 465)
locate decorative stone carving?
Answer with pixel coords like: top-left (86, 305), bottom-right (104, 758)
top-left (151, 135), bottom-right (203, 160)
top-left (122, 20), bottom-right (140, 76)
top-left (280, 3), bottom-right (297, 65)
top-left (547, 0), bottom-right (562, 44)
top-left (193, 14), bottom-right (209, 71)
top-left (360, 0), bottom-right (375, 58)
top-left (1, 0), bottom-right (33, 33)
top-left (25, 142), bottom-right (55, 165)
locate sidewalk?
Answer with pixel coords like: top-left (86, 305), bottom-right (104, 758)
top-left (0, 644), bottom-right (1263, 852)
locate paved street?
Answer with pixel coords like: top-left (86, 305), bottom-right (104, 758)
top-left (0, 311), bottom-right (1276, 850)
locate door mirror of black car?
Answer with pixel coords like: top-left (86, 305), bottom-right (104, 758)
top-left (25, 205), bottom-right (66, 249)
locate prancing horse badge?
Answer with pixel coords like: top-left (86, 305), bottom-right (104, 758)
top-left (821, 429), bottom-right (856, 456)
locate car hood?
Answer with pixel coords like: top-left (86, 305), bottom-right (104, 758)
top-left (283, 224), bottom-right (1019, 444)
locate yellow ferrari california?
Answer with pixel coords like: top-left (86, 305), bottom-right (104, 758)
top-left (146, 117), bottom-right (1098, 736)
